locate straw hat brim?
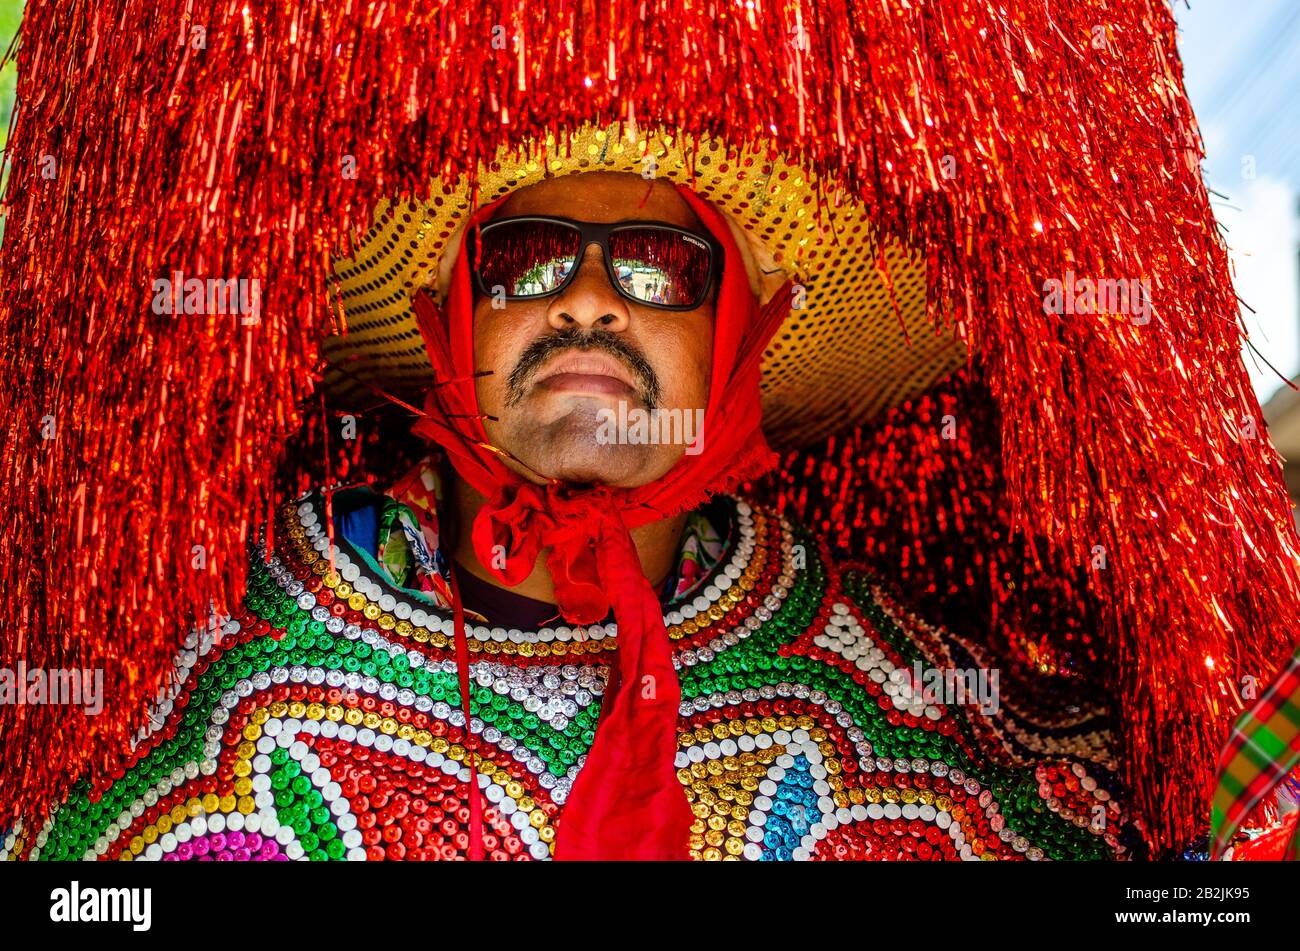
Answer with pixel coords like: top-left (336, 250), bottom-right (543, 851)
top-left (324, 121), bottom-right (967, 449)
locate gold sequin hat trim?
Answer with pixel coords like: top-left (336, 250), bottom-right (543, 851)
top-left (324, 121), bottom-right (967, 449)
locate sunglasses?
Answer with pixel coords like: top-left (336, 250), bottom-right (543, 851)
top-left (466, 215), bottom-right (724, 311)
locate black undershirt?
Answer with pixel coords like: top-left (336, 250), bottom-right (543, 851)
top-left (452, 561), bottom-right (578, 629)
top-left (451, 556), bottom-right (685, 629)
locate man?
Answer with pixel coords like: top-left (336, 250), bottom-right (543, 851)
top-left (4, 0), bottom-right (1296, 867)
top-left (5, 171), bottom-right (1132, 862)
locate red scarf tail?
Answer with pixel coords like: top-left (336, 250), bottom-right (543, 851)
top-left (550, 513), bottom-right (694, 859)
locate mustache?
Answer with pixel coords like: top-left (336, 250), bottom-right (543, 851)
top-left (506, 327), bottom-right (662, 408)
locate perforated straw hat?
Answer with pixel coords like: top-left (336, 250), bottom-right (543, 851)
top-left (323, 121), bottom-right (965, 449)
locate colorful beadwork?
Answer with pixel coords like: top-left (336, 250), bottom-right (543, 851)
top-left (3, 490), bottom-right (1131, 861)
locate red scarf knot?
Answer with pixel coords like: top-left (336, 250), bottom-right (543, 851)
top-left (472, 481), bottom-right (618, 626)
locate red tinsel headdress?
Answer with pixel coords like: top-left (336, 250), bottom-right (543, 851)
top-left (2, 0), bottom-right (1298, 858)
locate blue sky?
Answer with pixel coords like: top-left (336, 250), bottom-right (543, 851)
top-left (1174, 0), bottom-right (1300, 402)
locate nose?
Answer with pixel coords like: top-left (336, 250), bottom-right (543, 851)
top-left (546, 242), bottom-right (631, 333)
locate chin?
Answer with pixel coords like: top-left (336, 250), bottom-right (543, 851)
top-left (506, 427), bottom-right (670, 488)
top-left (538, 442), bottom-right (670, 487)
top-left (496, 403), bottom-right (685, 487)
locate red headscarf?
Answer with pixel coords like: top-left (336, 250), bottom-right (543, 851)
top-left (411, 182), bottom-right (791, 860)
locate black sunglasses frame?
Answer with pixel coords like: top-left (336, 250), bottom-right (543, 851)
top-left (466, 214), bottom-right (725, 311)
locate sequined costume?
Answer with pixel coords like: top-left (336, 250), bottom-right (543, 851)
top-left (4, 489), bottom-right (1130, 862)
top-left (8, 1), bottom-right (1300, 859)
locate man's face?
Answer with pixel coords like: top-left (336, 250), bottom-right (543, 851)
top-left (469, 172), bottom-right (714, 487)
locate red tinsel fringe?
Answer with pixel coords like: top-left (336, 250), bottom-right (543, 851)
top-left (2, 0), bottom-right (1299, 857)
top-left (763, 366), bottom-right (1107, 683)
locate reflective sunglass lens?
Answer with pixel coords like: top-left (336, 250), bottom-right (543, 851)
top-left (608, 228), bottom-right (713, 307)
top-left (476, 220), bottom-right (581, 296)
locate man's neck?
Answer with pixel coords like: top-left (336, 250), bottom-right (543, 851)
top-left (447, 478), bottom-right (690, 606)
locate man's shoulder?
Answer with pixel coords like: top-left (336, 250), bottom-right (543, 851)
top-left (722, 494), bottom-right (1138, 858)
top-left (735, 494), bottom-right (1117, 758)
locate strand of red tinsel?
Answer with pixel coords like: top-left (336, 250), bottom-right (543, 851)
top-left (2, 0), bottom-right (1299, 856)
top-left (762, 365), bottom-right (1109, 683)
